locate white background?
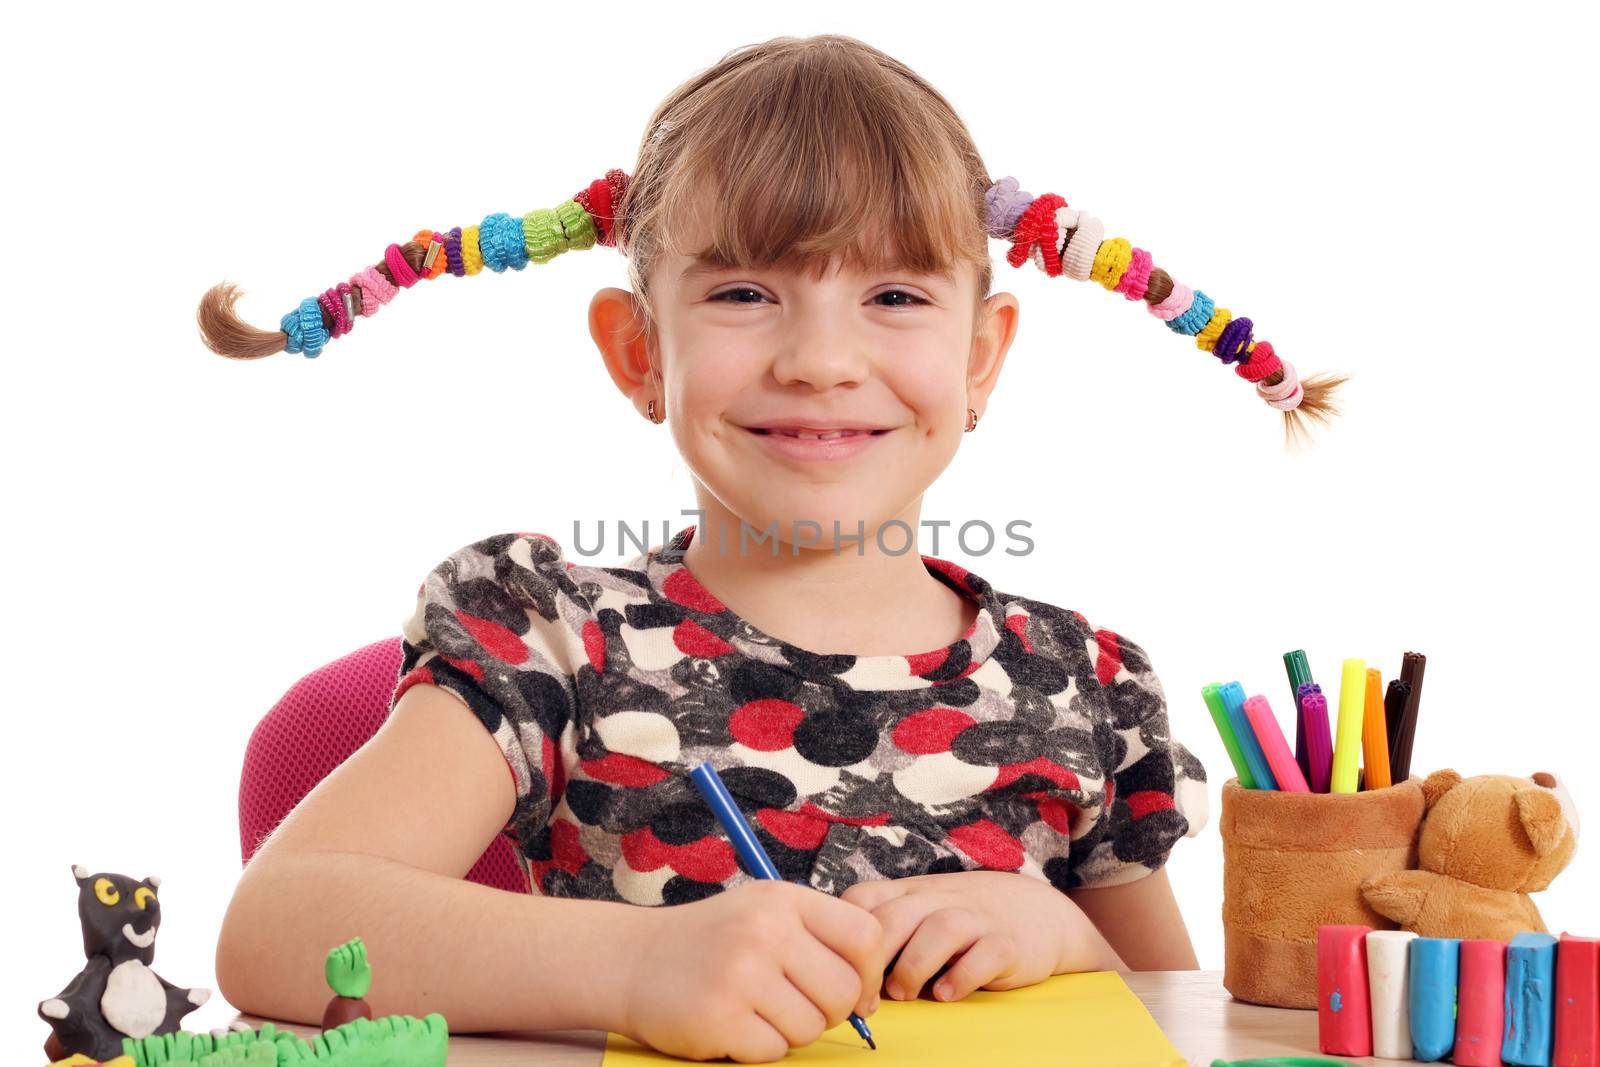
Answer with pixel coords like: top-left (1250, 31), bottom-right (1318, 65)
top-left (4, 0), bottom-right (1597, 1055)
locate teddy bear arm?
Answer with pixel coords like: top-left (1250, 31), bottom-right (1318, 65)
top-left (1362, 870), bottom-right (1437, 927)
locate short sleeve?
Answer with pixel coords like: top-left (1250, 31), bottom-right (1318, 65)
top-left (1064, 625), bottom-right (1209, 890)
top-left (390, 533), bottom-right (582, 845)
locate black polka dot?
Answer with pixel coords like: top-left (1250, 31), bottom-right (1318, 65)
top-left (793, 708), bottom-right (877, 766)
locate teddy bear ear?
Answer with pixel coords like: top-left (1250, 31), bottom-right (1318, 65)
top-left (1516, 787), bottom-right (1570, 857)
top-left (1422, 769), bottom-right (1464, 811)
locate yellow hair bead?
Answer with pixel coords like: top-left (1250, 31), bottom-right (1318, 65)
top-left (460, 225), bottom-right (483, 275)
top-left (1090, 236), bottom-right (1133, 291)
top-left (1194, 306), bottom-right (1233, 353)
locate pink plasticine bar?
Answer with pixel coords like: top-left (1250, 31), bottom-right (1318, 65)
top-left (1456, 939), bottom-right (1508, 1067)
top-left (1554, 934), bottom-right (1600, 1067)
top-left (1244, 695), bottom-right (1310, 792)
top-left (1318, 924), bottom-right (1374, 1056)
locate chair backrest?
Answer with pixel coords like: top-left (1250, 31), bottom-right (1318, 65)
top-left (239, 637), bottom-right (528, 894)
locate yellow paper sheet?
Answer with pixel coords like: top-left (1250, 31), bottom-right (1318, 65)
top-left (601, 970), bottom-right (1185, 1066)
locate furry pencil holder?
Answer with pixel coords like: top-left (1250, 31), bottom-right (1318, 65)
top-left (1219, 776), bottom-right (1426, 1009)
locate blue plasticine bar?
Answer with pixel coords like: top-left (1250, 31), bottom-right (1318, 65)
top-left (1505, 931), bottom-right (1559, 1066)
top-left (1410, 937), bottom-right (1462, 1062)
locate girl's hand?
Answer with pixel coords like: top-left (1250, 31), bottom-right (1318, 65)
top-left (617, 880), bottom-right (884, 1063)
top-left (839, 870), bottom-right (1124, 1004)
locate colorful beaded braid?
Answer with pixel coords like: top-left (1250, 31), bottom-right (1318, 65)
top-left (210, 165), bottom-right (1337, 435)
top-left (984, 176), bottom-right (1339, 427)
top-left (276, 169), bottom-right (629, 357)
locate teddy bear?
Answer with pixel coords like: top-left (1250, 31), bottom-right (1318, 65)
top-left (1361, 769), bottom-right (1578, 940)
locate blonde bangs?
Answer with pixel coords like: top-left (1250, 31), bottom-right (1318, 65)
top-left (623, 36), bottom-right (994, 311)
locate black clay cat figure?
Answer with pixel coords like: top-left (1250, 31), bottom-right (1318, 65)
top-left (37, 865), bottom-right (211, 1060)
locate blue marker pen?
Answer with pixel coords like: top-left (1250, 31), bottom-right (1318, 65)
top-left (688, 761), bottom-right (877, 1050)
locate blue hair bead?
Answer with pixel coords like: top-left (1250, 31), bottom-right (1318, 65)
top-left (280, 297), bottom-right (328, 358)
top-left (480, 212), bottom-right (530, 272)
top-left (1167, 289), bottom-right (1214, 336)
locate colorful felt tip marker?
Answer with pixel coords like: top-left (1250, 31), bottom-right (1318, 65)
top-left (1329, 659), bottom-right (1367, 794)
top-left (1203, 683), bottom-right (1257, 789)
top-left (1361, 667), bottom-right (1391, 791)
top-left (1220, 682), bottom-right (1278, 790)
top-left (689, 762), bottom-right (876, 1050)
top-left (1300, 684), bottom-right (1334, 794)
top-left (1244, 695), bottom-right (1309, 792)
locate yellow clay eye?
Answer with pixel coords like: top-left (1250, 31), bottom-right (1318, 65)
top-left (94, 878), bottom-right (120, 906)
top-left (134, 887), bottom-right (156, 910)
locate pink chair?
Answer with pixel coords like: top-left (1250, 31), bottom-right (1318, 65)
top-left (239, 637), bottom-right (529, 894)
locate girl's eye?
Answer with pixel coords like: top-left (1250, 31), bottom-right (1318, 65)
top-left (708, 288), bottom-right (928, 307)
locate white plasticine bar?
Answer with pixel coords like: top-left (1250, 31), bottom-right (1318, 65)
top-left (1368, 930), bottom-right (1419, 1059)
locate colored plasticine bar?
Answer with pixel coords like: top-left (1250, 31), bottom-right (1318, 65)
top-left (1505, 932), bottom-right (1559, 1066)
top-left (1411, 937), bottom-right (1462, 1062)
top-left (1458, 939), bottom-right (1509, 1067)
top-left (1318, 925), bottom-right (1374, 1057)
top-left (1244, 694), bottom-right (1310, 792)
top-left (1554, 934), bottom-right (1600, 1067)
top-left (1202, 683), bottom-right (1257, 789)
top-left (1301, 685), bottom-right (1335, 793)
top-left (1220, 681), bottom-right (1278, 791)
top-left (1368, 930), bottom-right (1418, 1059)
top-left (1330, 658), bottom-right (1367, 793)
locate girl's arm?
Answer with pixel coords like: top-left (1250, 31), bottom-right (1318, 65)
top-left (1066, 868), bottom-right (1200, 971)
top-left (216, 682), bottom-right (644, 1033)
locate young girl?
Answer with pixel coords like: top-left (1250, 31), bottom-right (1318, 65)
top-left (198, 34), bottom-right (1341, 1063)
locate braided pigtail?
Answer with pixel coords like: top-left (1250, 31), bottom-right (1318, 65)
top-left (196, 170), bottom-right (630, 360)
top-left (986, 177), bottom-right (1347, 445)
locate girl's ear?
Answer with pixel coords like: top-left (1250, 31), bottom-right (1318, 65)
top-left (589, 287), bottom-right (656, 400)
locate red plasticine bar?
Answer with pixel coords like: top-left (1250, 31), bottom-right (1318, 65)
top-left (1318, 924), bottom-right (1373, 1056)
top-left (1457, 939), bottom-right (1508, 1067)
top-left (1555, 934), bottom-right (1600, 1067)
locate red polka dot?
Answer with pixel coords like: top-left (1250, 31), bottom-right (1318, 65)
top-left (673, 618), bottom-right (734, 658)
top-left (905, 648), bottom-right (950, 677)
top-left (662, 567), bottom-right (726, 613)
top-left (1104, 779), bottom-right (1116, 811)
top-left (1093, 629), bottom-right (1124, 686)
top-left (583, 752), bottom-right (670, 787)
top-left (621, 827), bottom-right (736, 882)
top-left (582, 620), bottom-right (606, 672)
top-left (549, 818), bottom-right (587, 872)
top-left (441, 655), bottom-right (484, 683)
top-left (992, 757), bottom-right (1081, 793)
top-left (1005, 613), bottom-right (1033, 654)
top-left (922, 556), bottom-right (976, 595)
top-left (1035, 796), bottom-right (1074, 835)
top-left (729, 699), bottom-right (805, 751)
top-left (757, 808), bottom-right (829, 850)
top-left (947, 819), bottom-right (1024, 871)
top-left (892, 708), bottom-right (976, 755)
top-left (1126, 790), bottom-right (1175, 820)
top-left (456, 611), bottom-right (529, 666)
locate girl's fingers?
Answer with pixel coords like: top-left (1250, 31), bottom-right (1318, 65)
top-left (795, 890), bottom-right (886, 1013)
top-left (783, 927), bottom-right (872, 1025)
top-left (751, 971), bottom-right (831, 1054)
top-left (928, 932), bottom-right (1018, 1001)
top-left (869, 892), bottom-right (947, 989)
top-left (886, 907), bottom-right (982, 1001)
top-left (723, 1009), bottom-right (793, 1065)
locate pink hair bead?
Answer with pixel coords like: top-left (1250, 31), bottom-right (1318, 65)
top-left (1259, 360), bottom-right (1305, 411)
top-left (1150, 280), bottom-right (1193, 322)
top-left (1115, 247), bottom-right (1154, 301)
top-left (353, 266), bottom-right (396, 314)
top-left (385, 243), bottom-right (419, 289)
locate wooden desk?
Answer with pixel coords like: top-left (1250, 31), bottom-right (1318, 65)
top-left (232, 970), bottom-right (1387, 1065)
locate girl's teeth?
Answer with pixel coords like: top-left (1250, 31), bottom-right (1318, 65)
top-left (787, 430), bottom-right (852, 440)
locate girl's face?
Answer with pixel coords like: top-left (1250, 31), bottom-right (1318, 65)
top-left (590, 216), bottom-right (1019, 551)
